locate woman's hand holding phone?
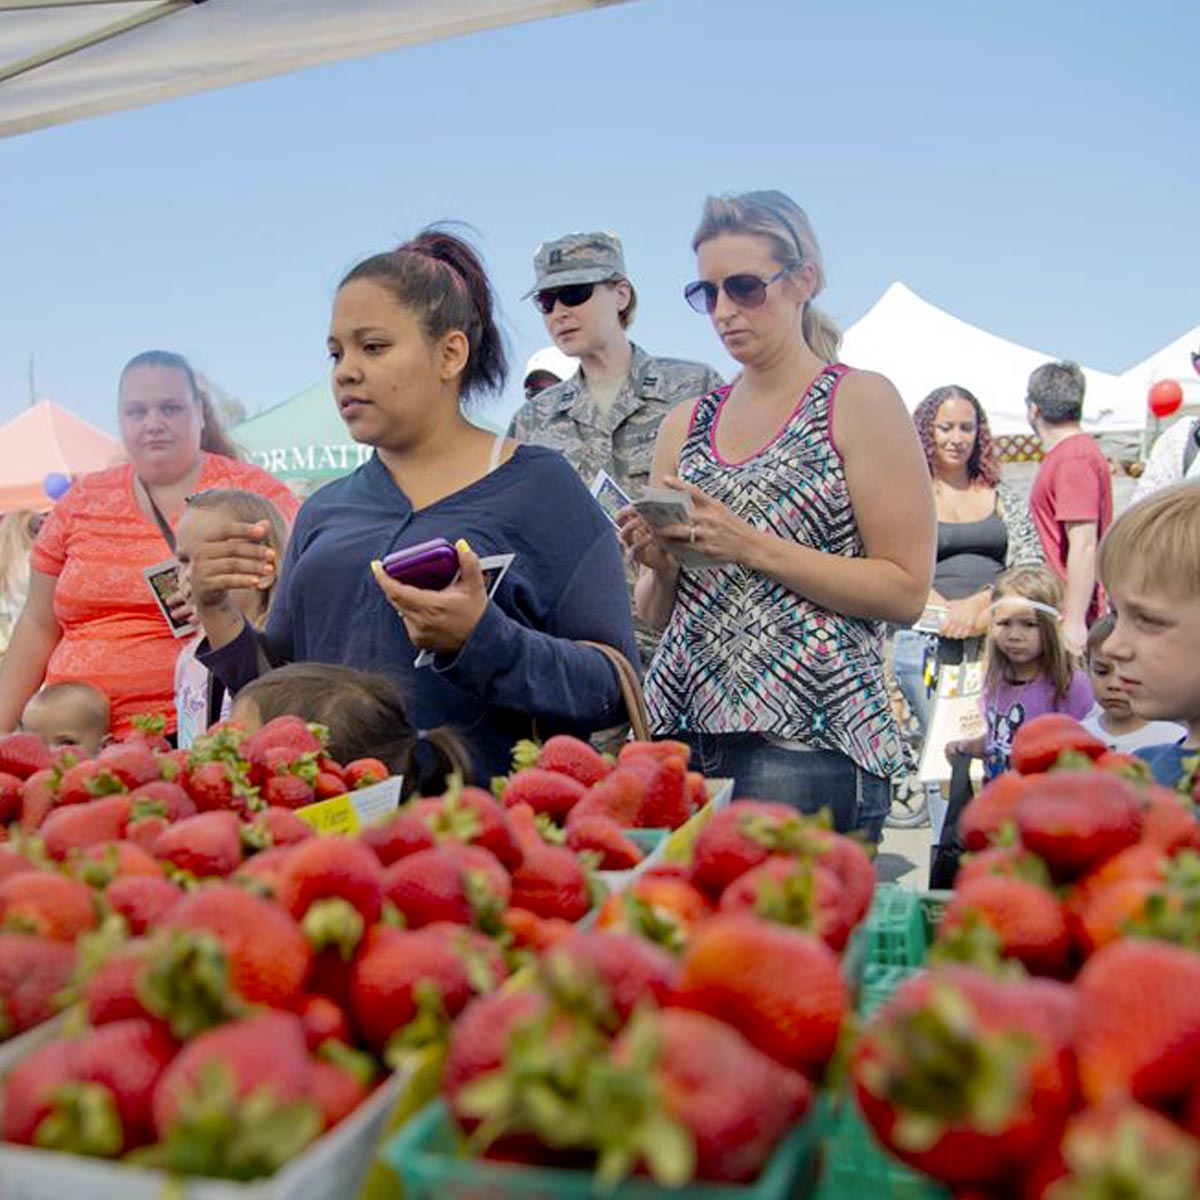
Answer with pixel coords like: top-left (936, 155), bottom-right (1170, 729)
top-left (371, 538), bottom-right (488, 655)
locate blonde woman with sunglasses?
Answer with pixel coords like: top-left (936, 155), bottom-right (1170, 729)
top-left (617, 190), bottom-right (934, 843)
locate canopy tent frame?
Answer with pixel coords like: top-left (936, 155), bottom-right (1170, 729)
top-left (0, 0), bottom-right (203, 87)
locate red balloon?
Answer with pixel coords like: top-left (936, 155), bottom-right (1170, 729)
top-left (1148, 379), bottom-right (1184, 419)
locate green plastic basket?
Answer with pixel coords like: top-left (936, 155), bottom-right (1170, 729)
top-left (858, 963), bottom-right (919, 1018)
top-left (813, 1099), bottom-right (950, 1200)
top-left (383, 1100), bottom-right (820, 1200)
top-left (864, 885), bottom-right (927, 968)
top-left (919, 890), bottom-right (953, 946)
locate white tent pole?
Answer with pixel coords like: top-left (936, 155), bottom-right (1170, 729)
top-left (0, 0), bottom-right (198, 85)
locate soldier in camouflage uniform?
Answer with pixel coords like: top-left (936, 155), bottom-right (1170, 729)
top-left (508, 231), bottom-right (723, 666)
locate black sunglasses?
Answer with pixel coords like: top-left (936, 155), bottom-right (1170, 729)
top-left (533, 282), bottom-right (596, 315)
top-left (683, 264), bottom-right (795, 315)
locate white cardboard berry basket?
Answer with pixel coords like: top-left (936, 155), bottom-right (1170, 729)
top-left (0, 1016), bottom-right (405, 1200)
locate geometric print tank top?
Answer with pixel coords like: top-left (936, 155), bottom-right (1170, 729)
top-left (643, 364), bottom-right (903, 780)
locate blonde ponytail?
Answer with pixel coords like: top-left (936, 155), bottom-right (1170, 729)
top-left (801, 302), bottom-right (841, 363)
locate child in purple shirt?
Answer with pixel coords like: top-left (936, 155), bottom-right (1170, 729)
top-left (946, 566), bottom-right (1092, 777)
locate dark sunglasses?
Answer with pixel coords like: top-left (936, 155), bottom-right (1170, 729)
top-left (683, 264), bottom-right (795, 315)
top-left (532, 282), bottom-right (596, 315)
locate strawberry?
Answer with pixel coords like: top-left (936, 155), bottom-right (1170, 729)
top-left (153, 809), bottom-right (243, 877)
top-left (567, 767), bottom-right (646, 828)
top-left (360, 806), bottom-right (436, 865)
top-left (501, 907), bottom-right (574, 953)
top-left (0, 732), bottom-right (51, 780)
top-left (500, 767), bottom-right (587, 821)
top-left (807, 828), bottom-right (876, 928)
top-left (1064, 843), bottom-right (1166, 957)
top-left (3, 1019), bottom-right (175, 1154)
top-left (541, 930), bottom-right (680, 1025)
top-left (384, 843), bottom-right (511, 931)
top-left (509, 843), bottom-right (590, 922)
top-left (230, 844), bottom-right (297, 899)
top-left (128, 780), bottom-right (195, 822)
top-left (937, 875), bottom-right (1070, 977)
top-left (242, 716), bottom-right (323, 781)
top-left (1014, 772), bottom-right (1143, 880)
top-left (294, 993), bottom-right (352, 1050)
top-left (443, 988), bottom-right (550, 1127)
top-left (19, 767), bottom-right (59, 831)
top-left (0, 871), bottom-right (96, 940)
top-left (1010, 713), bottom-right (1107, 775)
top-left (71, 840), bottom-right (163, 888)
top-left (349, 926), bottom-right (481, 1055)
top-left (317, 756), bottom-right (347, 784)
top-left (315, 770), bottom-right (347, 800)
top-left (596, 875), bottom-right (713, 952)
top-left (623, 755), bottom-right (693, 829)
top-left (420, 785), bottom-right (524, 871)
top-left (310, 1058), bottom-right (371, 1130)
top-left (504, 800), bottom-right (554, 854)
top-left (513, 734), bottom-right (612, 788)
top-left (150, 1012), bottom-right (320, 1178)
top-left (0, 844), bottom-right (35, 884)
top-left (0, 932), bottom-right (75, 1038)
top-left (686, 771), bottom-right (708, 811)
top-left (619, 739), bottom-right (691, 765)
top-left (156, 884), bottom-right (312, 1017)
top-left (185, 759), bottom-right (241, 812)
top-left (261, 773), bottom-right (315, 809)
top-left (40, 794), bottom-right (132, 860)
top-left (565, 815), bottom-right (642, 869)
top-left (1138, 785), bottom-right (1200, 854)
top-left (1023, 1101), bottom-right (1200, 1198)
top-left (689, 800), bottom-right (809, 895)
top-left (1075, 938), bottom-right (1200, 1109)
top-left (719, 855), bottom-right (853, 951)
top-left (280, 836), bottom-right (385, 958)
top-left (247, 805), bottom-right (314, 847)
top-left (959, 771), bottom-right (1028, 851)
top-left (0, 771), bottom-right (23, 823)
top-left (104, 875), bottom-right (183, 935)
top-left (83, 951), bottom-right (156, 1026)
top-left (605, 1007), bottom-right (811, 1184)
top-left (676, 914), bottom-right (847, 1078)
top-left (156, 747), bottom-right (191, 790)
top-left (853, 966), bottom-right (1077, 1190)
top-left (96, 742), bottom-right (160, 789)
top-left (956, 844), bottom-right (1054, 890)
top-left (56, 759), bottom-right (129, 808)
top-left (345, 757), bottom-right (390, 789)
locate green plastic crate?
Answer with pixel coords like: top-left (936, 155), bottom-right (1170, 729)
top-left (814, 1100), bottom-right (950, 1200)
top-left (858, 963), bottom-right (919, 1017)
top-left (864, 885), bottom-right (927, 968)
top-left (383, 1100), bottom-right (820, 1200)
top-left (919, 890), bottom-right (952, 946)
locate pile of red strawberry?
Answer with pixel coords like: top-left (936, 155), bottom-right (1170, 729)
top-left (434, 798), bottom-right (877, 1186)
top-left (852, 714), bottom-right (1200, 1196)
top-left (0, 721), bottom-right (684, 1180)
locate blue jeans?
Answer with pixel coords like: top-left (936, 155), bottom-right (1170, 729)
top-left (892, 628), bottom-right (936, 733)
top-left (682, 732), bottom-right (890, 846)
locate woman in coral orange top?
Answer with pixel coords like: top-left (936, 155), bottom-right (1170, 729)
top-left (0, 351), bottom-right (298, 739)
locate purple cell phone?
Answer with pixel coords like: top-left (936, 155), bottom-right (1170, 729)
top-left (381, 537), bottom-right (460, 590)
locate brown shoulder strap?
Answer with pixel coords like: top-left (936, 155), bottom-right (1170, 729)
top-left (578, 640), bottom-right (650, 742)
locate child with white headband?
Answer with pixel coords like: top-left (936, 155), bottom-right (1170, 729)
top-left (946, 565), bottom-right (1091, 777)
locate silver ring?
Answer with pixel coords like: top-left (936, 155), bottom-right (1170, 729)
top-left (689, 524), bottom-right (697, 545)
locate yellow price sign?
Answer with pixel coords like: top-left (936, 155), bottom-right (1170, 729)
top-left (295, 776), bottom-right (404, 837)
top-left (295, 795), bottom-right (359, 836)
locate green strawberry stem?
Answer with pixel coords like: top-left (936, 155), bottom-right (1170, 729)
top-left (138, 931), bottom-right (243, 1039)
top-left (301, 898), bottom-right (365, 961)
top-left (36, 1083), bottom-right (124, 1158)
top-left (511, 739), bottom-right (542, 771)
top-left (928, 909), bottom-right (1028, 980)
top-left (133, 1062), bottom-right (321, 1181)
top-left (318, 1039), bottom-right (378, 1088)
top-left (1063, 1110), bottom-right (1200, 1199)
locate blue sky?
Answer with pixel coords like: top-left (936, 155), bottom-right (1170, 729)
top-left (0, 0), bottom-right (1196, 436)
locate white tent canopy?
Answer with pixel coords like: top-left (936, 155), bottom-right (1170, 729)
top-left (0, 0), bottom-right (629, 140)
top-left (1120, 321), bottom-right (1200, 411)
top-left (839, 282), bottom-right (1134, 436)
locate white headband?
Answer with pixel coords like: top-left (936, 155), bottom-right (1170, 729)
top-left (990, 598), bottom-right (1062, 620)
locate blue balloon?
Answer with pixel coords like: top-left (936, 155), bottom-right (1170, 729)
top-left (43, 472), bottom-right (71, 501)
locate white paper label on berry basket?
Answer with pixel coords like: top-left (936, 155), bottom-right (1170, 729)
top-left (296, 775), bottom-right (403, 835)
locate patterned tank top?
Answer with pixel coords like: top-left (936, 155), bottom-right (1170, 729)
top-left (643, 364), bottom-right (903, 780)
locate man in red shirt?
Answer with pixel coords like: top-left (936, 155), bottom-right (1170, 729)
top-left (1026, 360), bottom-right (1113, 653)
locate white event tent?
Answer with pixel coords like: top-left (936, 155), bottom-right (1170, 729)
top-left (839, 282), bottom-right (1137, 437)
top-left (0, 0), bottom-right (630, 139)
top-left (1120, 322), bottom-right (1200, 410)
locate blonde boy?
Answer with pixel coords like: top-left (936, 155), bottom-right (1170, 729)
top-left (1098, 482), bottom-right (1200, 788)
top-left (21, 681), bottom-right (111, 758)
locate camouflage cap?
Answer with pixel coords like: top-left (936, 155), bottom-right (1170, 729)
top-left (523, 231), bottom-right (627, 299)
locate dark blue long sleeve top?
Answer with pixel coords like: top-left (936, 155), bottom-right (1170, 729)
top-left (199, 446), bottom-right (638, 782)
